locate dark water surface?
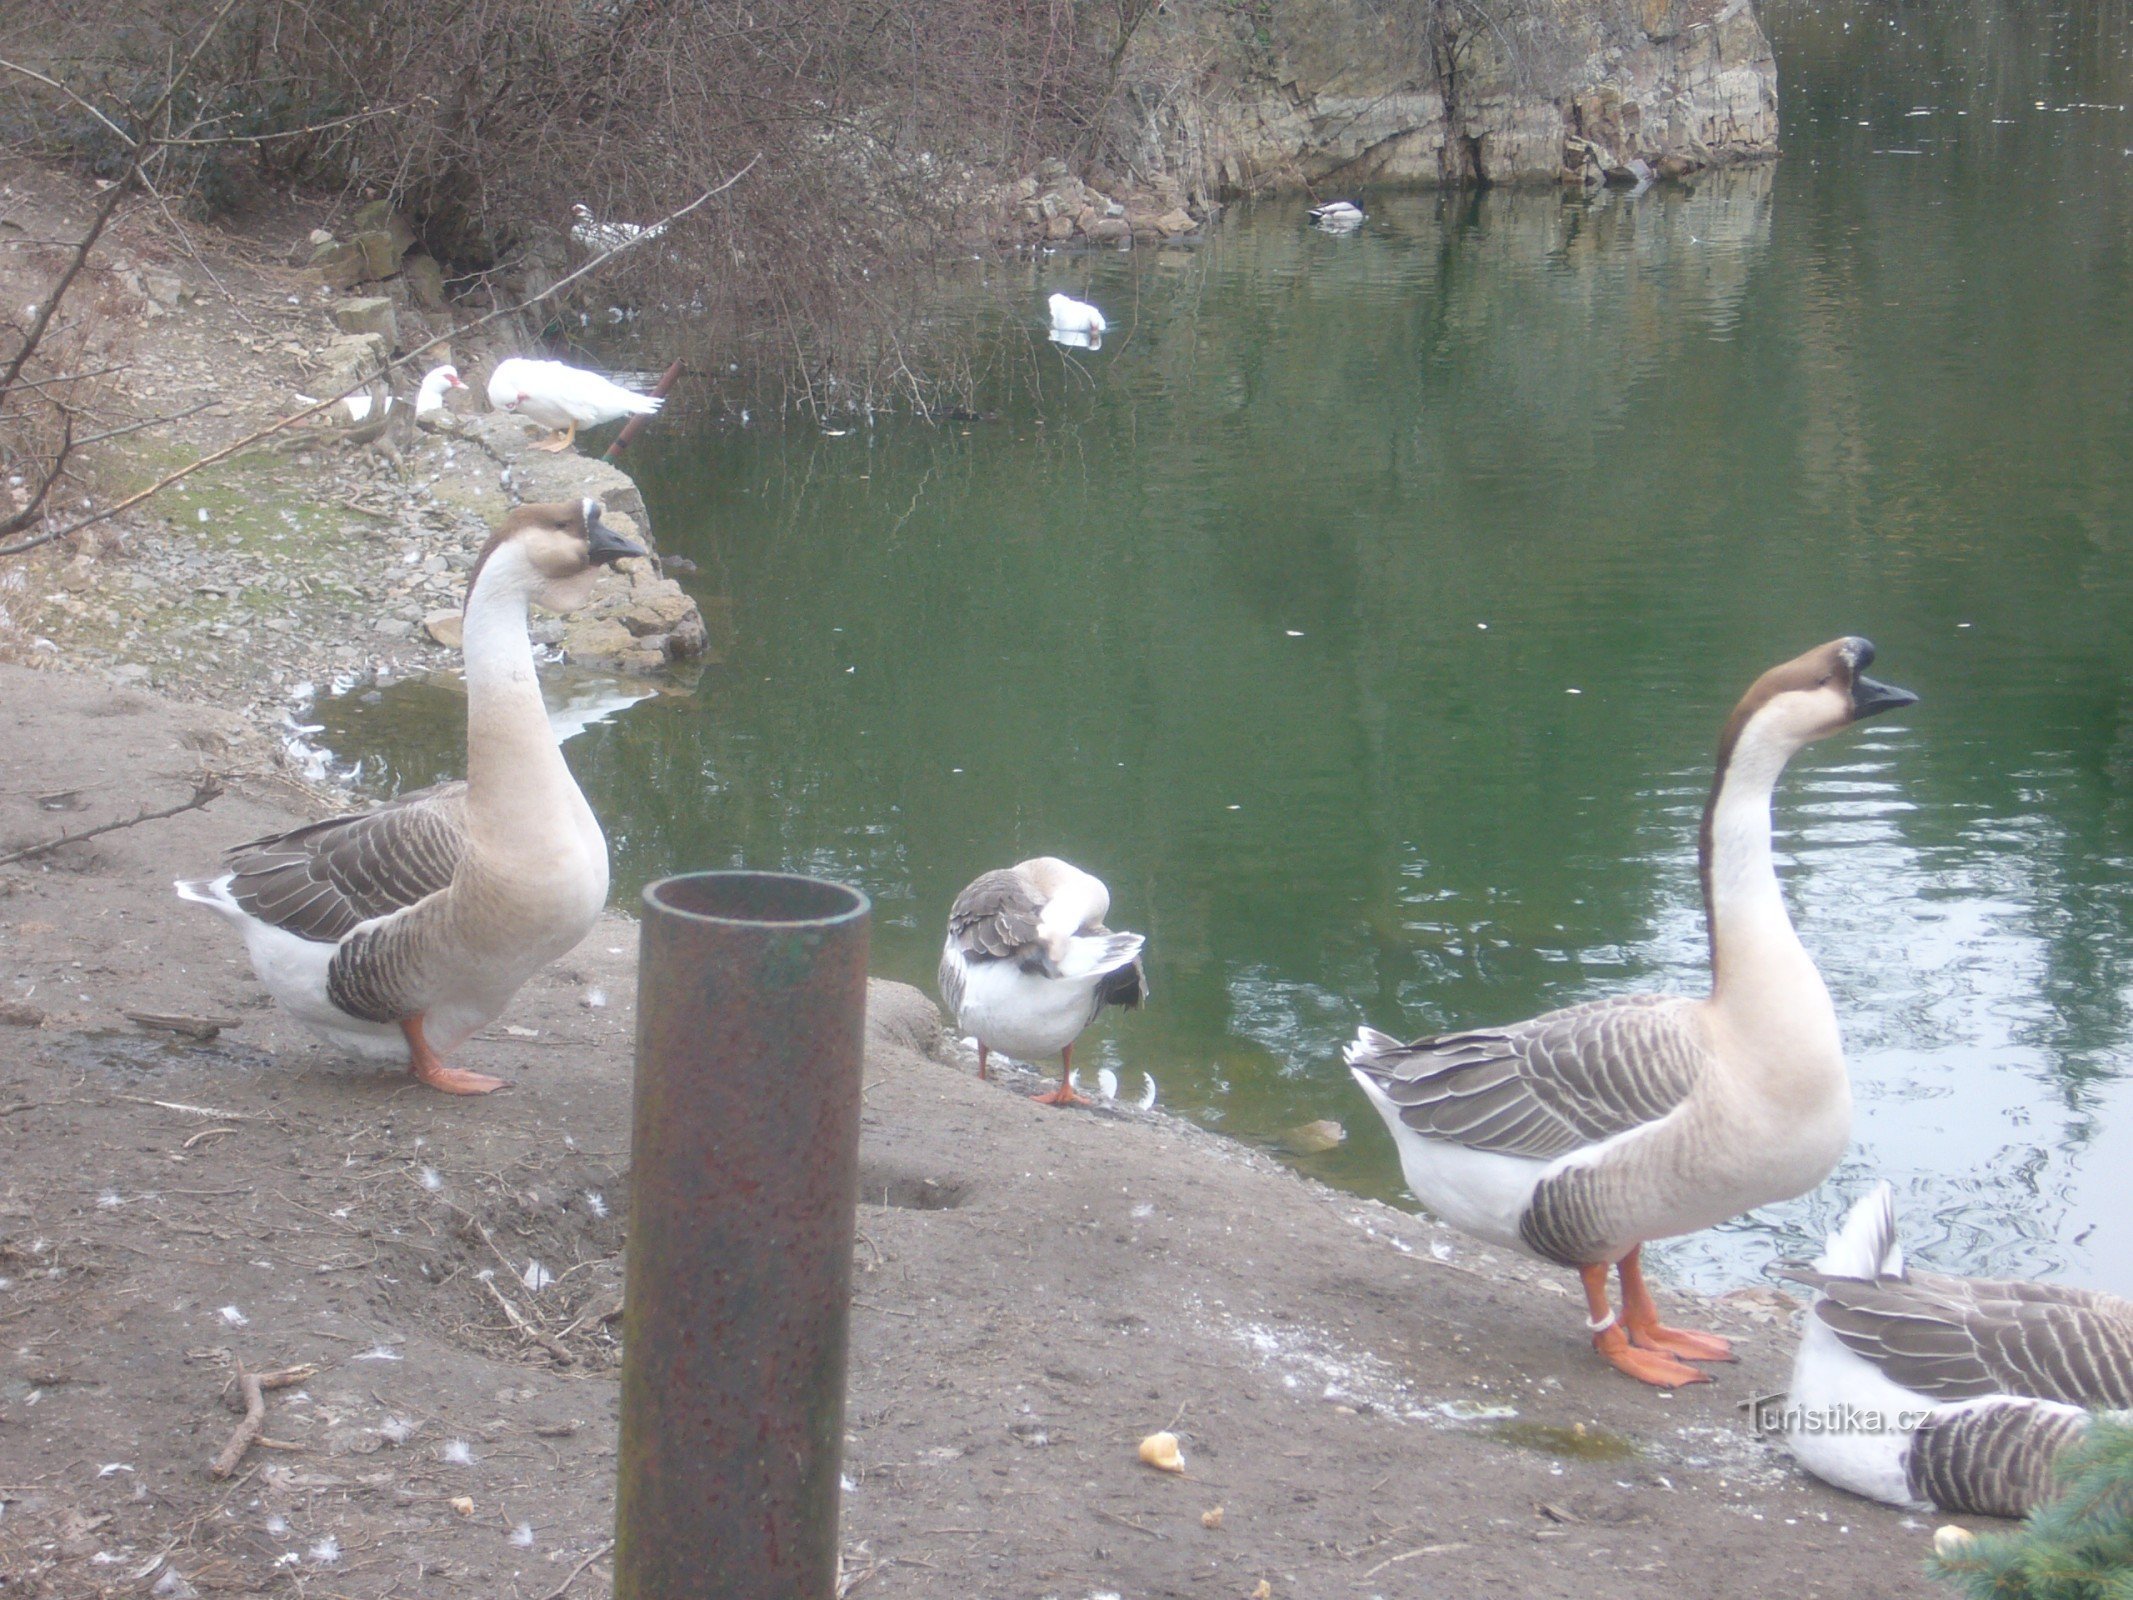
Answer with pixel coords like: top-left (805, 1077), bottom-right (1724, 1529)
top-left (321, 0), bottom-right (2133, 1291)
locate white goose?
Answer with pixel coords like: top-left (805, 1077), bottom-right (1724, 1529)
top-left (938, 857), bottom-right (1146, 1107)
top-left (1346, 638), bottom-right (1918, 1386)
top-left (1308, 199), bottom-right (1366, 230)
top-left (487, 358), bottom-right (662, 454)
top-left (1779, 1184), bottom-right (2133, 1517)
top-left (175, 498), bottom-right (644, 1095)
top-left (1047, 293), bottom-right (1107, 337)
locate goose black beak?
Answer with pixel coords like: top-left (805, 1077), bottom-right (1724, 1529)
top-left (585, 504), bottom-right (646, 567)
top-left (1850, 673), bottom-right (1918, 720)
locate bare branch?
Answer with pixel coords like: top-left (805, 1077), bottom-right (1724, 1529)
top-left (0, 774), bottom-right (225, 868)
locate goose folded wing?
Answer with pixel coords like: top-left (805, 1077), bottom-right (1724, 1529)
top-left (1357, 994), bottom-right (1705, 1161)
top-left (220, 782), bottom-right (470, 943)
top-left (946, 868), bottom-right (1046, 964)
top-left (1808, 1271), bottom-right (2133, 1406)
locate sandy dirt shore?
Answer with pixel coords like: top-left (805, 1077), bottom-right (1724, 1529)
top-left (0, 663), bottom-right (1947, 1598)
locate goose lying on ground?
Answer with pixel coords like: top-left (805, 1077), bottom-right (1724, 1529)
top-left (1347, 638), bottom-right (1918, 1386)
top-left (175, 498), bottom-right (644, 1095)
top-left (487, 358), bottom-right (661, 454)
top-left (1047, 293), bottom-right (1107, 337)
top-left (570, 203), bottom-right (669, 253)
top-left (1778, 1183), bottom-right (2133, 1516)
top-left (1308, 200), bottom-right (1366, 230)
top-left (939, 857), bottom-right (1146, 1108)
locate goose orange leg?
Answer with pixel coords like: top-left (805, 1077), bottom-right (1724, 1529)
top-left (1580, 1262), bottom-right (1707, 1387)
top-left (1619, 1248), bottom-right (1734, 1363)
top-left (1031, 1042), bottom-right (1092, 1108)
top-left (976, 1042), bottom-right (990, 1081)
top-left (400, 1015), bottom-right (503, 1095)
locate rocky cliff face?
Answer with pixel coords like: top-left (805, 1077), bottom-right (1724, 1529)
top-left (1109, 0), bottom-right (1776, 197)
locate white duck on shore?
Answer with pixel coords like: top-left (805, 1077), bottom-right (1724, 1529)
top-left (175, 498), bottom-right (644, 1095)
top-left (1778, 1183), bottom-right (2133, 1517)
top-left (487, 357), bottom-right (661, 453)
top-left (938, 857), bottom-right (1146, 1108)
top-left (570, 203), bottom-right (668, 253)
top-left (1346, 638), bottom-right (1917, 1386)
top-left (296, 364), bottom-right (465, 440)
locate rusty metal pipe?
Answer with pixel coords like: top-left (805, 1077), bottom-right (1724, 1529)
top-left (616, 871), bottom-right (871, 1599)
top-left (605, 359), bottom-right (682, 458)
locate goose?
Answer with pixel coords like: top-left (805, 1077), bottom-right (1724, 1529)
top-left (570, 203), bottom-right (668, 253)
top-left (1776, 1183), bottom-right (2133, 1516)
top-left (487, 358), bottom-right (662, 454)
top-left (938, 857), bottom-right (1146, 1107)
top-left (1345, 638), bottom-right (1918, 1387)
top-left (1047, 293), bottom-right (1107, 337)
top-left (1308, 199), bottom-right (1366, 230)
top-left (174, 498), bottom-right (645, 1095)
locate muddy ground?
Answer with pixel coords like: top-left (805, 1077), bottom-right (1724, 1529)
top-left (0, 669), bottom-right (1953, 1600)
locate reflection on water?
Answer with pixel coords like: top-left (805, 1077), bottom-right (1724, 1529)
top-left (324, 0), bottom-right (2133, 1293)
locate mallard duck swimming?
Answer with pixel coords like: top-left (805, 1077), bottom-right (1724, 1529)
top-left (938, 857), bottom-right (1145, 1107)
top-left (1308, 199), bottom-right (1366, 229)
top-left (487, 358), bottom-right (662, 454)
top-left (1346, 638), bottom-right (1917, 1386)
top-left (175, 498), bottom-right (644, 1095)
top-left (1779, 1183), bottom-right (2133, 1516)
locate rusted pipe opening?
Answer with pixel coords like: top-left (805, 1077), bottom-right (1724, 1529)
top-left (644, 870), bottom-right (869, 928)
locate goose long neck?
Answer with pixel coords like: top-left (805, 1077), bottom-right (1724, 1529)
top-left (1699, 725), bottom-right (1809, 1004)
top-left (460, 559), bottom-right (573, 840)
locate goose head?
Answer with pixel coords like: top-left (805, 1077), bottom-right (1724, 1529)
top-left (466, 497), bottom-right (646, 614)
top-left (1718, 636), bottom-right (1918, 773)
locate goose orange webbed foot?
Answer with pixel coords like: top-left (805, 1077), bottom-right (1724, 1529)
top-left (1031, 1081), bottom-right (1092, 1108)
top-left (1594, 1325), bottom-right (1710, 1388)
top-left (401, 1016), bottom-right (504, 1096)
top-left (1619, 1247), bottom-right (1735, 1363)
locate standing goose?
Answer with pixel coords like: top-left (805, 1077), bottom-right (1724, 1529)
top-left (1778, 1183), bottom-right (2133, 1517)
top-left (175, 498), bottom-right (644, 1095)
top-left (487, 357), bottom-right (662, 454)
top-left (939, 857), bottom-right (1146, 1107)
top-left (1346, 638), bottom-right (1917, 1386)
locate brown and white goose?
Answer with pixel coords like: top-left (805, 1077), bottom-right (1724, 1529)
top-left (1346, 637), bottom-right (1917, 1386)
top-left (1779, 1183), bottom-right (2133, 1516)
top-left (938, 857), bottom-right (1146, 1107)
top-left (175, 498), bottom-right (643, 1095)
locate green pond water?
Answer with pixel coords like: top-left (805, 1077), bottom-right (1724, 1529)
top-left (319, 0), bottom-right (2133, 1293)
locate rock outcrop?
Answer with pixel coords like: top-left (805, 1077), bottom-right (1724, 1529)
top-left (1109, 0), bottom-right (1776, 199)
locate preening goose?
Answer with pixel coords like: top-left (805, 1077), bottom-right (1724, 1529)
top-left (175, 498), bottom-right (645, 1095)
top-left (487, 358), bottom-right (662, 454)
top-left (1346, 637), bottom-right (1918, 1387)
top-left (939, 857), bottom-right (1146, 1108)
top-left (1308, 199), bottom-right (1366, 230)
top-left (1778, 1184), bottom-right (2133, 1517)
top-left (1047, 293), bottom-right (1107, 337)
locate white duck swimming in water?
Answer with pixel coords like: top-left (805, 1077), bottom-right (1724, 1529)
top-left (938, 857), bottom-right (1145, 1108)
top-left (1047, 293), bottom-right (1107, 337)
top-left (1778, 1183), bottom-right (2133, 1517)
top-left (175, 498), bottom-right (644, 1095)
top-left (1346, 638), bottom-right (1917, 1386)
top-left (1308, 199), bottom-right (1366, 230)
top-left (487, 357), bottom-right (661, 454)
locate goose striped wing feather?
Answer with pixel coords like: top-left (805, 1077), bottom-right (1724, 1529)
top-left (1906, 1399), bottom-right (2091, 1519)
top-left (220, 783), bottom-right (469, 944)
top-left (1353, 993), bottom-right (1706, 1161)
top-left (946, 868), bottom-right (1046, 965)
top-left (1800, 1270), bottom-right (2133, 1407)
